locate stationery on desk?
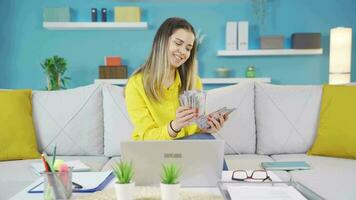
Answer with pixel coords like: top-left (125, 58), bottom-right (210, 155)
top-left (261, 161), bottom-right (311, 171)
top-left (29, 146), bottom-right (114, 194)
top-left (28, 171), bottom-right (114, 193)
top-left (31, 160), bottom-right (91, 175)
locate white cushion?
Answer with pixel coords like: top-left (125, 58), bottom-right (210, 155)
top-left (255, 83), bottom-right (322, 154)
top-left (102, 84), bottom-right (133, 156)
top-left (32, 84), bottom-right (104, 155)
top-left (206, 82), bottom-right (255, 154)
top-left (271, 154), bottom-right (356, 200)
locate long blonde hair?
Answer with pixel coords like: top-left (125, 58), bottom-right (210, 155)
top-left (132, 17), bottom-right (197, 102)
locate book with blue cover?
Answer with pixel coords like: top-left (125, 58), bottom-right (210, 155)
top-left (261, 161), bottom-right (311, 171)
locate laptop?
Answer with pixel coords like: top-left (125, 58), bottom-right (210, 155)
top-left (121, 140), bottom-right (225, 187)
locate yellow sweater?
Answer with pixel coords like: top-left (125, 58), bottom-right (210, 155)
top-left (125, 72), bottom-right (202, 141)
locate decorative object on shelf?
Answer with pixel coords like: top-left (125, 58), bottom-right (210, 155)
top-left (292, 33), bottom-right (321, 49)
top-left (245, 66), bottom-right (256, 78)
top-left (329, 27), bottom-right (352, 84)
top-left (112, 160), bottom-right (135, 200)
top-left (251, 0), bottom-right (269, 27)
top-left (115, 7), bottom-right (141, 22)
top-left (260, 36), bottom-right (284, 49)
top-left (91, 8), bottom-right (98, 22)
top-left (99, 65), bottom-right (127, 79)
top-left (215, 67), bottom-right (230, 78)
top-left (226, 21), bottom-right (237, 50)
top-left (238, 21), bottom-right (249, 50)
top-left (101, 8), bottom-right (107, 22)
top-left (105, 56), bottom-right (122, 66)
top-left (160, 163), bottom-right (181, 200)
top-left (41, 55), bottom-right (71, 91)
top-left (43, 7), bottom-right (71, 22)
top-left (225, 21), bottom-right (248, 50)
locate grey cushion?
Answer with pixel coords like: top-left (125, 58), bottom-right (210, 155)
top-left (32, 84), bottom-right (104, 155)
top-left (271, 154), bottom-right (356, 200)
top-left (255, 83), bottom-right (322, 154)
top-left (102, 84), bottom-right (134, 157)
top-left (207, 82), bottom-right (256, 154)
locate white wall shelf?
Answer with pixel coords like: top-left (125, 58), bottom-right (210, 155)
top-left (94, 77), bottom-right (271, 85)
top-left (217, 49), bottom-right (323, 56)
top-left (43, 22), bottom-right (148, 30)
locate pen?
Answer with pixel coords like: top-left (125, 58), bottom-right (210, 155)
top-left (41, 154), bottom-right (50, 172)
top-left (52, 145), bottom-right (57, 167)
top-left (72, 181), bottom-right (83, 189)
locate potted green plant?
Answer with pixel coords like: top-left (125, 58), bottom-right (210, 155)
top-left (112, 160), bottom-right (134, 200)
top-left (41, 55), bottom-right (70, 90)
top-left (160, 163), bottom-right (181, 200)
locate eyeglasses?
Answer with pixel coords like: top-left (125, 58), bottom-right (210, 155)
top-left (232, 170), bottom-right (270, 182)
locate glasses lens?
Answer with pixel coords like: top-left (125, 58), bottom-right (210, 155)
top-left (252, 171), bottom-right (268, 180)
top-left (233, 171), bottom-right (248, 180)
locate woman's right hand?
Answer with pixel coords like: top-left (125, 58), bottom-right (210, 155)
top-left (171, 106), bottom-right (198, 131)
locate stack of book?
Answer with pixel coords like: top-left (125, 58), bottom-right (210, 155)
top-left (99, 56), bottom-right (127, 79)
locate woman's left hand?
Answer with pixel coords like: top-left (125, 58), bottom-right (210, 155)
top-left (201, 113), bottom-right (229, 134)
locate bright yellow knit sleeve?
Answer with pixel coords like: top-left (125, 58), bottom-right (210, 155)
top-left (125, 76), bottom-right (173, 141)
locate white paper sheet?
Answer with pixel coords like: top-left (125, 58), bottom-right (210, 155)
top-left (227, 185), bottom-right (307, 200)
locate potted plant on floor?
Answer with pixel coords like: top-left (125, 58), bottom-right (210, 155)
top-left (160, 163), bottom-right (181, 200)
top-left (112, 160), bottom-right (134, 200)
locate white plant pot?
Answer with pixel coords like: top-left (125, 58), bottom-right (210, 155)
top-left (114, 182), bottom-right (135, 200)
top-left (160, 182), bottom-right (180, 200)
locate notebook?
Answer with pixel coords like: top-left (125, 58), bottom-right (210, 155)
top-left (28, 171), bottom-right (114, 193)
top-left (261, 161), bottom-right (311, 171)
top-left (30, 160), bottom-right (91, 176)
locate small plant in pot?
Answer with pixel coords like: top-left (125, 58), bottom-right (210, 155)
top-left (160, 163), bottom-right (181, 200)
top-left (112, 160), bottom-right (134, 200)
top-left (41, 55), bottom-right (70, 91)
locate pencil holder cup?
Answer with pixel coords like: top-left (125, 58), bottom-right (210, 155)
top-left (43, 170), bottom-right (72, 200)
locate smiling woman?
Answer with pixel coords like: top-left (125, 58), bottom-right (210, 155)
top-left (124, 17), bottom-right (229, 170)
top-left (125, 17), bottom-right (229, 142)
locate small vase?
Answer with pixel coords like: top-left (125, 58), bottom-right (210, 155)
top-left (245, 66), bottom-right (256, 78)
top-left (114, 182), bottom-right (135, 200)
top-left (160, 182), bottom-right (180, 200)
top-left (47, 74), bottom-right (62, 91)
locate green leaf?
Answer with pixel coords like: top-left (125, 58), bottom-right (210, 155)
top-left (161, 163), bottom-right (181, 184)
top-left (112, 160), bottom-right (134, 184)
top-left (41, 55), bottom-right (70, 91)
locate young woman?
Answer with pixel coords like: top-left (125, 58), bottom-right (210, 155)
top-left (125, 17), bottom-right (229, 163)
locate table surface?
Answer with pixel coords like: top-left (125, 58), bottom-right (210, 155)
top-left (9, 171), bottom-right (281, 200)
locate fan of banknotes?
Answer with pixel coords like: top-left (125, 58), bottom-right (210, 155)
top-left (179, 90), bottom-right (236, 129)
top-left (179, 90), bottom-right (206, 117)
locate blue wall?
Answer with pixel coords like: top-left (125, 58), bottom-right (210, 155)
top-left (0, 0), bottom-right (355, 89)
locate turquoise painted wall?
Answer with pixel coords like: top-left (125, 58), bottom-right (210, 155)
top-left (0, 0), bottom-right (355, 89)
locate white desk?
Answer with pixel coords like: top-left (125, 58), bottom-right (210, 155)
top-left (10, 171), bottom-right (280, 200)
